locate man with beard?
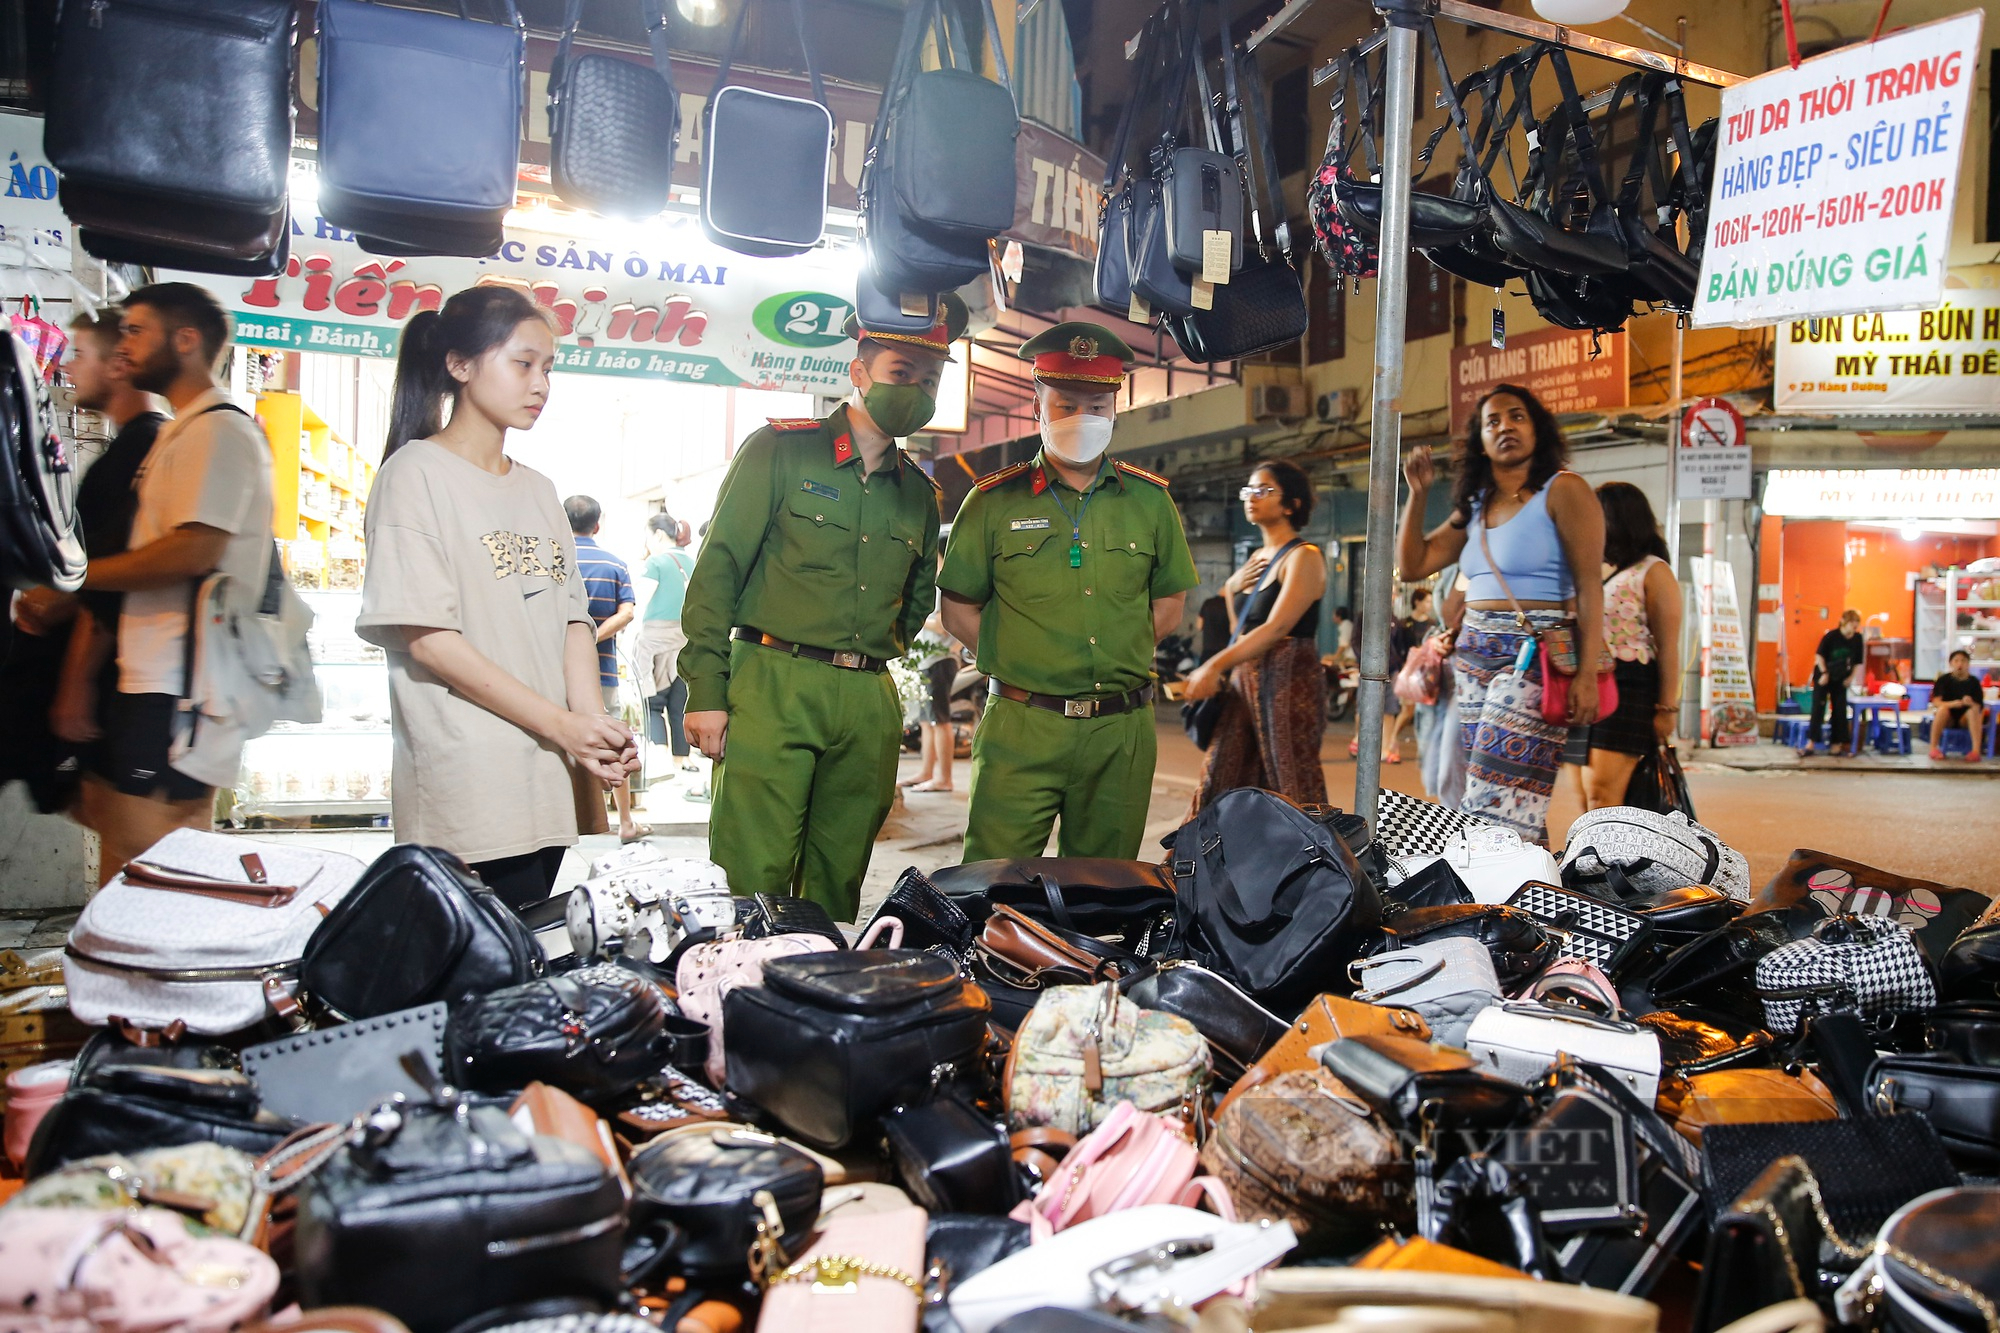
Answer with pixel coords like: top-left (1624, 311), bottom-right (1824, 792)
top-left (0, 308), bottom-right (165, 813)
top-left (74, 284), bottom-right (275, 880)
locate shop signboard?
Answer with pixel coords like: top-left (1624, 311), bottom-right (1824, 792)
top-left (1775, 289), bottom-right (2000, 411)
top-left (1692, 11), bottom-right (1984, 328)
top-left (168, 210), bottom-right (877, 394)
top-left (1691, 555), bottom-right (1760, 746)
top-left (0, 112), bottom-right (72, 271)
top-left (1448, 326), bottom-right (1627, 436)
top-left (1677, 396), bottom-right (1752, 500)
top-left (1761, 467), bottom-right (2000, 518)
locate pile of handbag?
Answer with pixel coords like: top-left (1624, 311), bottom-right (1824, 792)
top-left (1092, 0), bottom-right (1309, 364)
top-left (9, 789), bottom-right (2000, 1333)
top-left (1308, 20), bottom-right (1716, 338)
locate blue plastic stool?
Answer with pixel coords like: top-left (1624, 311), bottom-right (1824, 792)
top-left (1937, 728), bottom-right (1974, 758)
top-left (1871, 716), bottom-right (1912, 754)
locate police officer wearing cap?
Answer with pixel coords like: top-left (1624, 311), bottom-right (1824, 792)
top-left (680, 294), bottom-right (966, 918)
top-left (939, 322), bottom-right (1197, 862)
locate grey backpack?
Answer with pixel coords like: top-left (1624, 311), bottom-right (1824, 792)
top-left (1559, 807), bottom-right (1751, 903)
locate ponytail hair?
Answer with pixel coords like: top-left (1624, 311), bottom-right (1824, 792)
top-left (385, 285), bottom-right (552, 459)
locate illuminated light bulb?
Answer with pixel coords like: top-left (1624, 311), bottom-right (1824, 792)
top-left (677, 0), bottom-right (725, 26)
top-left (1531, 0), bottom-right (1631, 25)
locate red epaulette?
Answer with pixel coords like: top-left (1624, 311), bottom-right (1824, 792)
top-left (973, 462), bottom-right (1031, 492)
top-left (1115, 460), bottom-right (1171, 488)
top-left (766, 417), bottom-right (822, 432)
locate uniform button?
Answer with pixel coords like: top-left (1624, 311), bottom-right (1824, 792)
top-left (859, 584), bottom-right (867, 591)
top-left (1089, 637), bottom-right (1097, 645)
top-left (815, 513), bottom-right (824, 522)
top-left (1081, 541), bottom-right (1089, 549)
top-left (1095, 682), bottom-right (1102, 689)
top-left (861, 534), bottom-right (869, 543)
top-left (1085, 588), bottom-right (1093, 596)
top-left (1128, 541), bottom-right (1136, 549)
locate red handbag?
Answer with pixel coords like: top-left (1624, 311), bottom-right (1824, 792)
top-left (1477, 520), bottom-right (1617, 726)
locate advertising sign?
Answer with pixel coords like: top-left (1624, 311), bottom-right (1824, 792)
top-left (1677, 396), bottom-right (1752, 500)
top-left (1760, 467), bottom-right (2000, 518)
top-left (171, 210), bottom-right (873, 394)
top-left (0, 112), bottom-right (72, 271)
top-left (1448, 326), bottom-right (1627, 436)
top-left (1692, 556), bottom-right (1760, 745)
top-left (1692, 11), bottom-right (1984, 328)
top-left (1775, 289), bottom-right (2000, 411)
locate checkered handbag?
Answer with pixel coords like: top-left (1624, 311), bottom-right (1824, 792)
top-left (1505, 881), bottom-right (1653, 976)
top-left (1754, 913), bottom-right (1937, 1034)
top-left (1375, 788), bottom-right (1492, 860)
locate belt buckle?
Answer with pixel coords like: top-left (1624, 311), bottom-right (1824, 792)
top-left (1064, 699), bottom-right (1096, 718)
top-left (831, 650), bottom-right (863, 669)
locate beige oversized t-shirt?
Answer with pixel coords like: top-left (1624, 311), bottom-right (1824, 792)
top-left (357, 440), bottom-right (593, 862)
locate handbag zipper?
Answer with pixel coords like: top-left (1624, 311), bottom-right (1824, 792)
top-left (86, 0), bottom-right (274, 39)
top-left (64, 944), bottom-right (299, 984)
top-left (484, 1212), bottom-right (621, 1256)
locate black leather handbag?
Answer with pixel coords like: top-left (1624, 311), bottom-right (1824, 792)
top-left (702, 0), bottom-right (832, 258)
top-left (1485, 47), bottom-right (1630, 282)
top-left (623, 1127), bottom-right (823, 1281)
top-left (76, 217), bottom-right (291, 278)
top-left (1120, 958), bottom-right (1288, 1080)
top-left (46, 0), bottom-right (294, 273)
top-left (1927, 1002), bottom-right (2000, 1066)
top-left (290, 1073), bottom-right (625, 1333)
top-left (23, 1064), bottom-right (295, 1178)
top-left (1940, 909), bottom-right (2000, 1001)
top-left (1165, 787), bottom-right (1385, 1012)
top-left (724, 950), bottom-right (991, 1150)
top-left (1419, 53), bottom-right (1529, 289)
top-left (878, 0), bottom-right (1019, 243)
top-left (930, 858), bottom-right (1179, 953)
top-left (863, 867), bottom-right (977, 966)
top-left (316, 0), bottom-right (524, 258)
top-left (547, 0), bottom-right (678, 220)
top-left (445, 964), bottom-right (672, 1105)
top-left (1868, 1055), bottom-right (2000, 1169)
top-left (1319, 1033), bottom-right (1529, 1136)
top-left (0, 330), bottom-right (83, 593)
top-left (302, 844), bottom-right (545, 1020)
top-left (741, 893), bottom-right (847, 951)
top-left (881, 1094), bottom-right (1022, 1215)
top-left (1159, 1), bottom-right (1241, 279)
top-left (1333, 32), bottom-right (1488, 252)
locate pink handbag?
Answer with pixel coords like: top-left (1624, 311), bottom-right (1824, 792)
top-left (1009, 1100), bottom-right (1234, 1242)
top-left (0, 1205), bottom-right (279, 1332)
top-left (4, 1060), bottom-right (69, 1168)
top-left (677, 918), bottom-right (902, 1086)
top-left (754, 1201), bottom-right (928, 1333)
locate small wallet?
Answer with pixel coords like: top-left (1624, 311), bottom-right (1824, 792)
top-left (240, 1002), bottom-right (447, 1124)
top-left (743, 894), bottom-right (849, 951)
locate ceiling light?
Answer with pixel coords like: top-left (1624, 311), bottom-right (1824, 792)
top-left (677, 0), bottom-right (725, 26)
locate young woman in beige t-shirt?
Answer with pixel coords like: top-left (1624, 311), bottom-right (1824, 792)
top-left (357, 286), bottom-right (638, 911)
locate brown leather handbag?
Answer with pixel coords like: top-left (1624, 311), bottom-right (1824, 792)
top-left (1662, 1066), bottom-right (1840, 1147)
top-left (1200, 1066), bottom-right (1408, 1249)
top-left (974, 905), bottom-right (1135, 986)
top-left (1216, 994), bottom-right (1430, 1120)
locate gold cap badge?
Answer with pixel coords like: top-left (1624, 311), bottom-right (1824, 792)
top-left (1068, 334), bottom-right (1099, 359)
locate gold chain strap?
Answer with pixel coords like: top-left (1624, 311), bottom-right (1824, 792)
top-left (1879, 1241), bottom-right (2000, 1333)
top-left (771, 1254), bottom-right (922, 1296)
top-left (1735, 1156), bottom-right (1871, 1300)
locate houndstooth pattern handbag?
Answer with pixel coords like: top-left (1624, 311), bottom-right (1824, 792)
top-left (1376, 788), bottom-right (1493, 860)
top-left (1754, 914), bottom-right (1936, 1034)
top-left (1559, 807), bottom-right (1752, 903)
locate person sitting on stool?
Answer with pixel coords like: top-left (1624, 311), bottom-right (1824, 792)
top-left (1929, 649), bottom-right (1986, 762)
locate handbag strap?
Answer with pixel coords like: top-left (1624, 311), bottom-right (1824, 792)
top-left (1101, 13), bottom-right (1169, 192)
top-left (1350, 950), bottom-right (1447, 1002)
top-left (1349, 44), bottom-right (1382, 181)
top-left (1544, 47), bottom-right (1614, 212)
top-left (1150, 0), bottom-right (1204, 176)
top-left (1239, 48), bottom-right (1293, 263)
top-left (1228, 537), bottom-right (1302, 647)
top-left (712, 0), bottom-right (825, 108)
top-left (1474, 511), bottom-right (1537, 636)
top-left (1187, 4), bottom-right (1225, 156)
top-left (550, 0), bottom-right (672, 100)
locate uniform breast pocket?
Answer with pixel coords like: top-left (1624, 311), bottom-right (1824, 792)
top-left (996, 528), bottom-right (1061, 604)
top-left (1101, 525), bottom-right (1157, 601)
top-left (784, 490), bottom-right (852, 571)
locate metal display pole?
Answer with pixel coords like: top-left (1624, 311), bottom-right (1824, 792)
top-left (1352, 5), bottom-right (1422, 829)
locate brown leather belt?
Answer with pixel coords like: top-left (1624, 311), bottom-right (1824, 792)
top-left (732, 627), bottom-right (888, 673)
top-left (994, 681), bottom-right (1153, 719)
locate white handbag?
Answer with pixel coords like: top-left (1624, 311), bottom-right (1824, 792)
top-left (1560, 806), bottom-right (1751, 903)
top-left (1399, 824), bottom-right (1561, 906)
top-left (1465, 972), bottom-right (1663, 1105)
top-left (565, 852), bottom-right (733, 962)
top-left (63, 830), bottom-right (365, 1035)
top-left (947, 1205), bottom-right (1296, 1333)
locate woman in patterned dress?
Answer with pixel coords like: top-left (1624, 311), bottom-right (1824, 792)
top-left (1393, 386), bottom-right (1607, 845)
top-left (1183, 460), bottom-right (1327, 811)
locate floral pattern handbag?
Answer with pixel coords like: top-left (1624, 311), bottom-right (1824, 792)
top-left (1004, 982), bottom-right (1210, 1136)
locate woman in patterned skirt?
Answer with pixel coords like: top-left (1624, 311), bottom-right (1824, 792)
top-left (1183, 460), bottom-right (1327, 810)
top-left (1393, 386), bottom-right (1607, 845)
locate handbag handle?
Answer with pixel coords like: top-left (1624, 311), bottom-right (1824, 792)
top-left (1349, 950), bottom-right (1447, 1002)
top-left (549, 0), bottom-right (673, 101)
top-left (1238, 48), bottom-right (1293, 263)
top-left (857, 916), bottom-right (904, 949)
top-left (711, 0), bottom-right (825, 108)
top-left (1525, 968), bottom-right (1621, 1016)
top-left (1100, 12), bottom-right (1171, 193)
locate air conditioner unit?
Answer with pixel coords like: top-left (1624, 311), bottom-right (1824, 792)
top-left (1316, 389), bottom-right (1359, 424)
top-left (1252, 383), bottom-right (1304, 421)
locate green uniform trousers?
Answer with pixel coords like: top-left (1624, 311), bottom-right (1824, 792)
top-left (961, 695), bottom-right (1157, 862)
top-left (708, 640), bottom-right (900, 921)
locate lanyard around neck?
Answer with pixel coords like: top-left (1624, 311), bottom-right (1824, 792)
top-left (1045, 478), bottom-right (1099, 570)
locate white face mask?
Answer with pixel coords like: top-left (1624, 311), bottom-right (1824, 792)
top-left (1040, 413), bottom-right (1113, 466)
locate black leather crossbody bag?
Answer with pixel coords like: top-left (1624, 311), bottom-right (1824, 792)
top-left (1158, 0), bottom-right (1242, 278)
top-left (445, 964), bottom-right (673, 1105)
top-left (1092, 11), bottom-right (1170, 314)
top-left (1335, 24), bottom-right (1488, 250)
top-left (547, 0), bottom-right (679, 219)
top-left (1128, 3), bottom-right (1205, 318)
top-left (702, 0), bottom-right (832, 257)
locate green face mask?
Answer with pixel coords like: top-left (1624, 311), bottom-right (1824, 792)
top-left (860, 381), bottom-right (937, 437)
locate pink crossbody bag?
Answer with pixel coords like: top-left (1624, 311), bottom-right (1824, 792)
top-left (1009, 1100), bottom-right (1234, 1242)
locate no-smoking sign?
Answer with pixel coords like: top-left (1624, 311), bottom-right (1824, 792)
top-left (1679, 397), bottom-right (1752, 500)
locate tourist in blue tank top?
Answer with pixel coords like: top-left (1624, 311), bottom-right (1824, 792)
top-left (1393, 385), bottom-right (1606, 845)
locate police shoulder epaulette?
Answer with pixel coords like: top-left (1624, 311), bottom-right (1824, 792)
top-left (974, 462), bottom-right (1031, 492)
top-left (766, 417), bottom-right (822, 432)
top-left (902, 451), bottom-right (944, 494)
top-left (1115, 460), bottom-right (1171, 488)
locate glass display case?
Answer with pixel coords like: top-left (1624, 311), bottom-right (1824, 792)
top-left (234, 590), bottom-right (393, 819)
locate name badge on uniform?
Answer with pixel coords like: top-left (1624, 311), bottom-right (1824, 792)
top-left (1009, 517), bottom-right (1052, 531)
top-left (801, 480), bottom-right (840, 501)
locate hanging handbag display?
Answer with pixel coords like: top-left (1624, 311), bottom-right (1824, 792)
top-left (316, 0), bottom-right (524, 257)
top-left (444, 964), bottom-right (675, 1105)
top-left (1333, 24), bottom-right (1490, 251)
top-left (300, 844), bottom-right (544, 1021)
top-left (876, 0), bottom-right (1019, 243)
top-left (64, 830), bottom-right (368, 1035)
top-left (702, 0), bottom-right (833, 258)
top-left (546, 0), bottom-right (678, 219)
top-left (46, 0), bottom-right (295, 274)
top-left (1306, 49), bottom-right (1378, 282)
top-left (1164, 786), bottom-right (1385, 1012)
top-left (1004, 982), bottom-right (1210, 1136)
top-left (724, 950), bottom-right (991, 1150)
top-left (1183, 539), bottom-right (1300, 747)
top-left (1125, 3), bottom-right (1205, 318)
top-left (0, 329), bottom-right (83, 594)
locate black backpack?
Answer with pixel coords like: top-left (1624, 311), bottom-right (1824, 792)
top-left (1164, 788), bottom-right (1384, 1013)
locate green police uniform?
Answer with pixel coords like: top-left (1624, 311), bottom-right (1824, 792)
top-left (939, 325), bottom-right (1197, 861)
top-left (680, 404), bottom-right (942, 918)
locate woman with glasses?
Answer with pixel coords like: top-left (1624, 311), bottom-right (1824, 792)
top-left (1182, 460), bottom-right (1327, 810)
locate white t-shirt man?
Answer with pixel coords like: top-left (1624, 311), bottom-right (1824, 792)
top-left (118, 389), bottom-right (275, 697)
